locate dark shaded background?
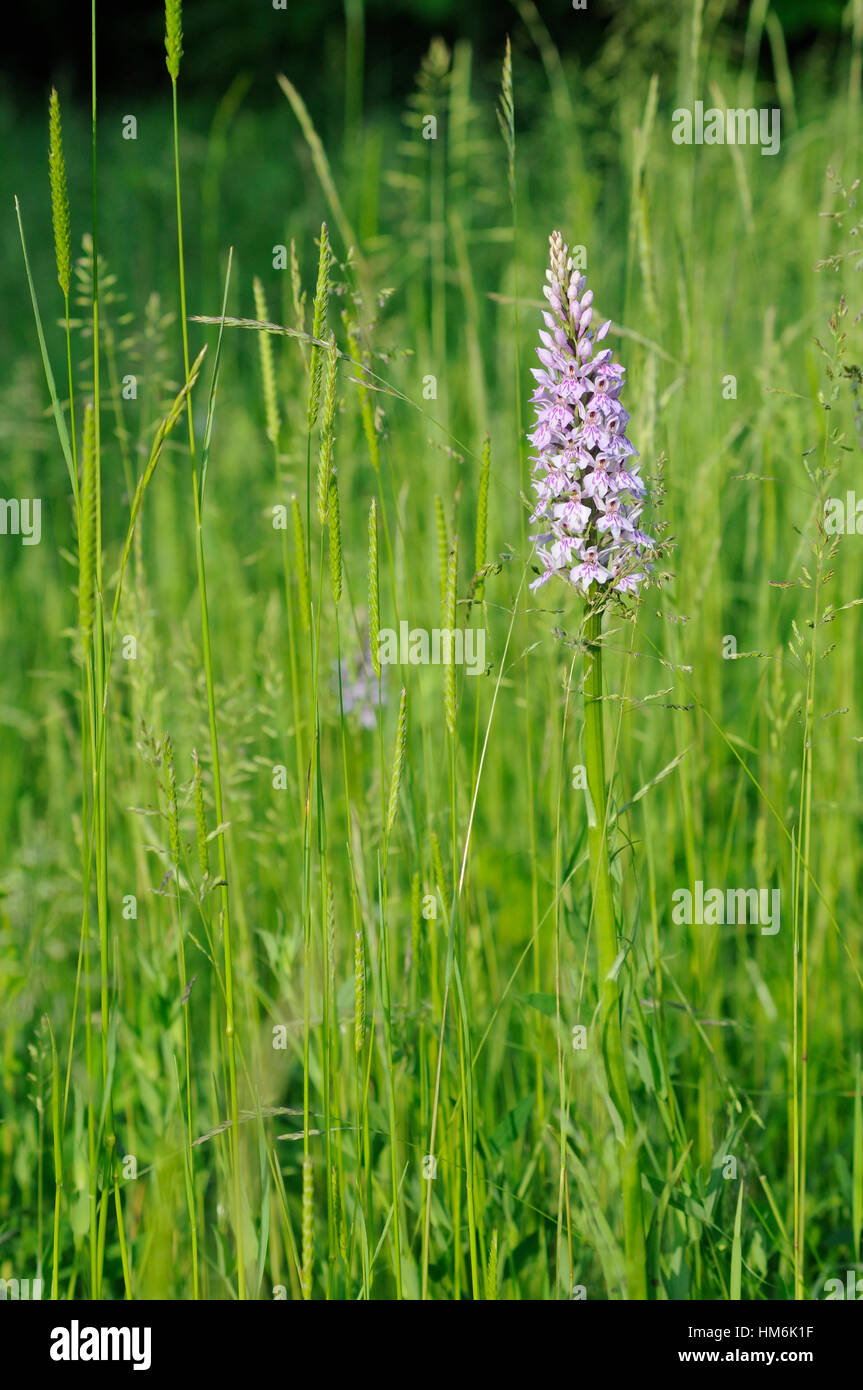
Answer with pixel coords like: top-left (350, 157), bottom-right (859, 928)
top-left (3, 0), bottom-right (848, 112)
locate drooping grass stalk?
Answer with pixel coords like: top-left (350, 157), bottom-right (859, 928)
top-left (14, 199), bottom-right (75, 496)
top-left (277, 77), bottom-right (362, 275)
top-left (584, 609), bottom-right (647, 1299)
top-left (166, 0), bottom-right (244, 1298)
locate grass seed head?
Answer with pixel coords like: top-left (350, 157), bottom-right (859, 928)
top-left (165, 736), bottom-right (180, 868)
top-left (307, 222), bottom-right (331, 431)
top-left (386, 688), bottom-right (408, 840)
top-left (496, 37), bottom-right (515, 208)
top-left (165, 0), bottom-right (183, 80)
top-left (434, 494), bottom-right (448, 607)
top-left (252, 276), bottom-right (281, 448)
top-left (48, 89), bottom-right (71, 298)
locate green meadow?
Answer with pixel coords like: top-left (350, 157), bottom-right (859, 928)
top-left (1, 0), bottom-right (862, 1300)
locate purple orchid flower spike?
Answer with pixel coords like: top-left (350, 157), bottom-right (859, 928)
top-left (527, 230), bottom-right (655, 601)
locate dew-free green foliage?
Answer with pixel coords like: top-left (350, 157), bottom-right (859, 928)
top-left (2, 2), bottom-right (863, 1302)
